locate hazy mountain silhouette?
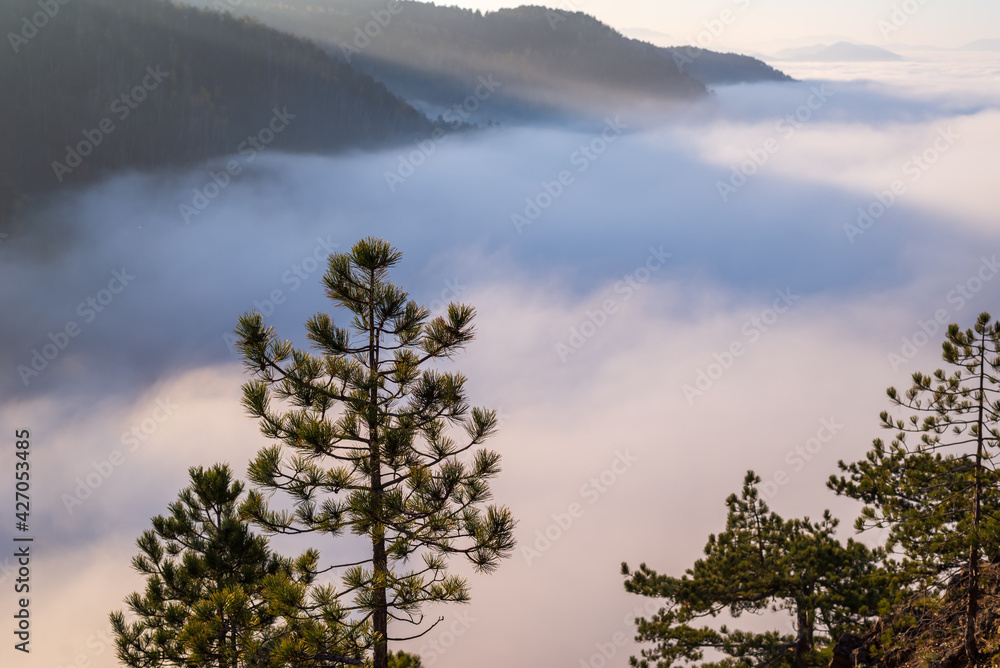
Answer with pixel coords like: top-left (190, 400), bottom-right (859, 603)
top-left (773, 41), bottom-right (903, 62)
top-left (961, 38), bottom-right (1000, 51)
top-left (181, 0), bottom-right (791, 122)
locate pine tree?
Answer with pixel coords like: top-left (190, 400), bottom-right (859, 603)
top-left (622, 472), bottom-right (889, 668)
top-left (387, 650), bottom-right (424, 668)
top-left (830, 313), bottom-right (1000, 664)
top-left (234, 237), bottom-right (516, 668)
top-left (110, 463), bottom-right (363, 668)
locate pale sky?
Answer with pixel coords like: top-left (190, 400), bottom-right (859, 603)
top-left (443, 0), bottom-right (1000, 51)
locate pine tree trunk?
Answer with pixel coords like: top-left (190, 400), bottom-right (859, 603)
top-left (231, 618), bottom-right (239, 668)
top-left (373, 530), bottom-right (388, 668)
top-left (369, 268), bottom-right (389, 668)
top-left (794, 602), bottom-right (813, 667)
top-left (966, 327), bottom-right (987, 666)
top-left (967, 544), bottom-right (980, 665)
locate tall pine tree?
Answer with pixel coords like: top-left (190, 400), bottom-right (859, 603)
top-left (234, 237), bottom-right (516, 668)
top-left (830, 313), bottom-right (1000, 664)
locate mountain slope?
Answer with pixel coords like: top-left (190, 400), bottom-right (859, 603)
top-left (665, 45), bottom-right (792, 85)
top-left (181, 0), bottom-right (790, 121)
top-left (0, 0), bottom-right (431, 224)
top-left (181, 1), bottom-right (702, 121)
top-left (830, 565), bottom-right (1000, 668)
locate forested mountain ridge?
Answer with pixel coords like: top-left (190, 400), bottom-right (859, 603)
top-left (0, 0), bottom-right (432, 225)
top-left (180, 0), bottom-right (789, 122)
top-left (670, 45), bottom-right (793, 85)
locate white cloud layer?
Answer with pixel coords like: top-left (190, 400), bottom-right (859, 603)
top-left (2, 51), bottom-right (999, 668)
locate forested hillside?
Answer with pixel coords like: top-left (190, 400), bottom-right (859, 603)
top-left (181, 0), bottom-right (722, 122)
top-left (675, 45), bottom-right (793, 85)
top-left (0, 0), bottom-right (431, 224)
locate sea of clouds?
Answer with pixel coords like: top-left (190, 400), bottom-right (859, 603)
top-left (1, 50), bottom-right (999, 668)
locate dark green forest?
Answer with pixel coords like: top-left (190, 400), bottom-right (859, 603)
top-left (0, 0), bottom-right (431, 224)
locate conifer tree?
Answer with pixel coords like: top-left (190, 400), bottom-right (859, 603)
top-left (622, 472), bottom-right (888, 668)
top-left (830, 313), bottom-right (1000, 664)
top-left (234, 237), bottom-right (516, 668)
top-left (387, 650), bottom-right (424, 668)
top-left (110, 463), bottom-right (363, 668)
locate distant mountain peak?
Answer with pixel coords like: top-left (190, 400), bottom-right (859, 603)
top-left (773, 41), bottom-right (903, 62)
top-left (961, 38), bottom-right (1000, 51)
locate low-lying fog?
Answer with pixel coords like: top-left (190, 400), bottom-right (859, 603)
top-left (2, 51), bottom-right (999, 668)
